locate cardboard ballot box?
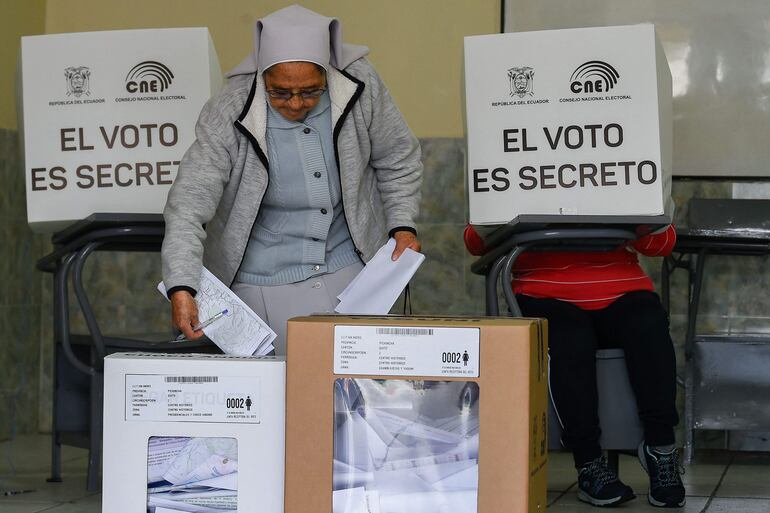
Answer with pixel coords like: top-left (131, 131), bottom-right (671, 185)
top-left (464, 24), bottom-right (673, 226)
top-left (18, 28), bottom-right (222, 232)
top-left (285, 316), bottom-right (548, 513)
top-left (103, 353), bottom-right (284, 513)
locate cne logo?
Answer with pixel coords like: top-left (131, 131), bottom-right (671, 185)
top-left (508, 66), bottom-right (534, 98)
top-left (125, 61), bottom-right (174, 93)
top-left (569, 60), bottom-right (620, 94)
top-left (64, 66), bottom-right (91, 97)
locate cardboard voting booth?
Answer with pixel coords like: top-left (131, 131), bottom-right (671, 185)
top-left (18, 28), bottom-right (222, 232)
top-left (284, 316), bottom-right (548, 513)
top-left (103, 353), bottom-right (285, 513)
top-left (464, 24), bottom-right (673, 226)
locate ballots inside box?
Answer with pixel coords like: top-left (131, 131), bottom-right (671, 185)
top-left (146, 436), bottom-right (238, 512)
top-left (103, 353), bottom-right (285, 513)
top-left (285, 316), bottom-right (549, 513)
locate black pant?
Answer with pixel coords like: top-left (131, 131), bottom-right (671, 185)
top-left (518, 290), bottom-right (679, 467)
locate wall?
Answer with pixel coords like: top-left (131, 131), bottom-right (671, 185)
top-left (43, 0), bottom-right (498, 138)
top-left (0, 0), bottom-right (46, 129)
top-left (0, 0), bottom-right (47, 441)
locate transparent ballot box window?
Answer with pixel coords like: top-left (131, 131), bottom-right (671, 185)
top-left (146, 436), bottom-right (238, 513)
top-left (333, 379), bottom-right (480, 513)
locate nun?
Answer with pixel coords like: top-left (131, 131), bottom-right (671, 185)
top-left (161, 5), bottom-right (423, 354)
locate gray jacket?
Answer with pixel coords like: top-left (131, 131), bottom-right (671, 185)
top-left (162, 58), bottom-right (423, 292)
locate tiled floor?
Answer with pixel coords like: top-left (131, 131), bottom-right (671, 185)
top-left (1, 435), bottom-right (770, 512)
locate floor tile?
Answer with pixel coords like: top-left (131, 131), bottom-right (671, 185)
top-left (718, 461), bottom-right (770, 498)
top-left (707, 497), bottom-right (770, 513)
top-left (33, 503), bottom-right (101, 513)
top-left (0, 435), bottom-right (89, 475)
top-left (0, 473), bottom-right (94, 503)
top-left (548, 492), bottom-right (708, 512)
top-left (546, 450), bottom-right (577, 492)
top-left (0, 502), bottom-right (59, 513)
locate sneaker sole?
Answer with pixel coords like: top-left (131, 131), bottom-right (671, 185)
top-left (647, 493), bottom-right (686, 508)
top-left (577, 489), bottom-right (636, 507)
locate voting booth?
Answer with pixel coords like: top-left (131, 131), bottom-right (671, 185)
top-left (102, 353), bottom-right (285, 513)
top-left (464, 24), bottom-right (673, 226)
top-left (284, 316), bottom-right (548, 513)
top-left (18, 28), bottom-right (222, 232)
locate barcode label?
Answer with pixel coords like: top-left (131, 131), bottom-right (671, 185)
top-left (376, 328), bottom-right (434, 336)
top-left (164, 376), bottom-right (219, 383)
top-left (126, 374), bottom-right (261, 423)
top-left (335, 325), bottom-right (480, 377)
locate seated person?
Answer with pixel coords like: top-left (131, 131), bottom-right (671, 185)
top-left (464, 224), bottom-right (685, 509)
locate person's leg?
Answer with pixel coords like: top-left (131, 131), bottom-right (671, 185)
top-left (594, 290), bottom-right (684, 508)
top-left (593, 290), bottom-right (678, 446)
top-left (233, 262), bottom-right (363, 356)
top-left (517, 295), bottom-right (602, 466)
top-left (230, 281), bottom-right (272, 351)
top-left (518, 294), bottom-right (635, 507)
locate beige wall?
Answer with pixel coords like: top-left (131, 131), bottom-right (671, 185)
top-left (1, 0), bottom-right (46, 129)
top-left (34, 0), bottom-right (499, 137)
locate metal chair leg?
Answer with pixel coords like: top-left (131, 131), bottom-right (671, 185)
top-left (86, 371), bottom-right (104, 492)
top-left (485, 257), bottom-right (506, 316)
top-left (684, 367), bottom-right (695, 465)
top-left (47, 432), bottom-right (62, 483)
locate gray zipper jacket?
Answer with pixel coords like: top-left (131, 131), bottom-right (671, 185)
top-left (161, 58), bottom-right (423, 292)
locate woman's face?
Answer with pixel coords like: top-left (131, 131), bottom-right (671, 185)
top-left (263, 62), bottom-right (326, 122)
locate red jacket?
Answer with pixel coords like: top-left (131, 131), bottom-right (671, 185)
top-left (464, 225), bottom-right (676, 310)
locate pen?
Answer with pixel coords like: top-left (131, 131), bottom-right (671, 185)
top-left (174, 308), bottom-right (229, 341)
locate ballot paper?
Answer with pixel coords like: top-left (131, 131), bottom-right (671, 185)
top-left (147, 436), bottom-right (238, 513)
top-left (335, 239), bottom-right (424, 315)
top-left (158, 267), bottom-right (276, 355)
top-left (332, 379), bottom-right (479, 513)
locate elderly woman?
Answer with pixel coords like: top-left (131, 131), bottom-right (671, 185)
top-left (162, 5), bottom-right (423, 354)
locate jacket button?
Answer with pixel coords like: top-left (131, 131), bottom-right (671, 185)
top-left (312, 265), bottom-right (321, 271)
top-left (303, 127), bottom-right (311, 134)
top-left (320, 208), bottom-right (328, 214)
top-left (314, 171), bottom-right (321, 178)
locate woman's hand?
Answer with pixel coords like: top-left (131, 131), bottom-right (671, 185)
top-left (171, 290), bottom-right (204, 340)
top-left (391, 230), bottom-right (421, 260)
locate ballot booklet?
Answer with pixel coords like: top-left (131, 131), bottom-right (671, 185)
top-left (158, 267), bottom-right (276, 356)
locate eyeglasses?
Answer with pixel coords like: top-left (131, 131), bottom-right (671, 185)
top-left (265, 88), bottom-right (326, 101)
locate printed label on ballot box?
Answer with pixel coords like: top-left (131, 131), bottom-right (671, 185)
top-left (333, 325), bottom-right (480, 377)
top-left (124, 374), bottom-right (261, 423)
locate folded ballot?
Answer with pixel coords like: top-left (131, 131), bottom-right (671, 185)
top-left (335, 238), bottom-right (424, 315)
top-left (158, 267), bottom-right (276, 355)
